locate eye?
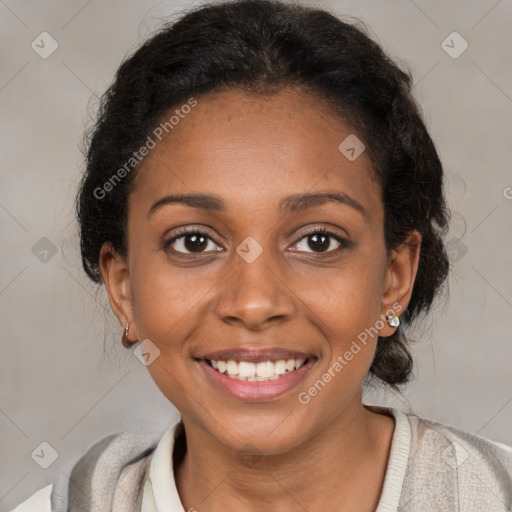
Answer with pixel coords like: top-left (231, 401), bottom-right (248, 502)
top-left (163, 226), bottom-right (350, 256)
top-left (290, 227), bottom-right (349, 254)
top-left (163, 228), bottom-right (223, 255)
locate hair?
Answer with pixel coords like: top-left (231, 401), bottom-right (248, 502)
top-left (76, 0), bottom-right (450, 389)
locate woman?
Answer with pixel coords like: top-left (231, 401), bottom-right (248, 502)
top-left (11, 0), bottom-right (512, 510)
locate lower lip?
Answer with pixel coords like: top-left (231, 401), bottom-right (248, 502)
top-left (197, 359), bottom-right (316, 402)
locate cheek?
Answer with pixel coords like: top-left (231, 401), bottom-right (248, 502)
top-left (128, 256), bottom-right (206, 410)
top-left (295, 269), bottom-right (384, 413)
top-left (309, 254), bottom-right (385, 371)
top-left (133, 289), bottom-right (201, 350)
top-left (129, 251), bottom-right (206, 348)
top-left (312, 257), bottom-right (384, 331)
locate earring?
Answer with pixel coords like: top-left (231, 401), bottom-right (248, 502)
top-left (121, 324), bottom-right (133, 348)
top-left (387, 314), bottom-right (400, 328)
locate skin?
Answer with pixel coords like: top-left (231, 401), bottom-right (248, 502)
top-left (100, 87), bottom-right (421, 511)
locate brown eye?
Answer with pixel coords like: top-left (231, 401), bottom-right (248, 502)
top-left (290, 228), bottom-right (349, 254)
top-left (307, 232), bottom-right (331, 252)
top-left (164, 230), bottom-right (222, 255)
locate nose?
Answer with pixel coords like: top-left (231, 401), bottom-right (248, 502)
top-left (215, 251), bottom-right (296, 330)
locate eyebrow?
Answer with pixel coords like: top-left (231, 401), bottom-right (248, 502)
top-left (147, 191), bottom-right (368, 219)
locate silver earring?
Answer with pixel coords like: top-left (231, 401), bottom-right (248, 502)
top-left (387, 314), bottom-right (400, 328)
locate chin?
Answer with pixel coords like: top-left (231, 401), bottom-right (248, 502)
top-left (204, 411), bottom-right (311, 455)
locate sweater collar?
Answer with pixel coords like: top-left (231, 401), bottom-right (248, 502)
top-left (141, 418), bottom-right (186, 512)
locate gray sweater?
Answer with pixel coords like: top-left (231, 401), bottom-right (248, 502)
top-left (9, 407), bottom-right (512, 511)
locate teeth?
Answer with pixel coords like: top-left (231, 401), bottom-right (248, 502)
top-left (226, 360), bottom-right (239, 376)
top-left (256, 361), bottom-right (274, 377)
top-left (274, 360), bottom-right (286, 375)
top-left (239, 361), bottom-right (256, 378)
top-left (207, 358), bottom-right (307, 381)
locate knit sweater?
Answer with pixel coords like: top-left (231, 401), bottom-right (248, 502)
top-left (9, 406), bottom-right (512, 511)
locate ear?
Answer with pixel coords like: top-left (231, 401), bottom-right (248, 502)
top-left (378, 230), bottom-right (422, 336)
top-left (99, 242), bottom-right (138, 341)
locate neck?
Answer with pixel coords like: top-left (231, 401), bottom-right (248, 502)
top-left (175, 400), bottom-right (395, 512)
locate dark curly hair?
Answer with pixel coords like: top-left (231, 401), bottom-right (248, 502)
top-left (76, 0), bottom-right (450, 389)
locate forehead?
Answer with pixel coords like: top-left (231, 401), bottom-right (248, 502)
top-left (129, 87), bottom-right (382, 222)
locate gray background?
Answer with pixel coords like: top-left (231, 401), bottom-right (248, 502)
top-left (1, 0), bottom-right (511, 509)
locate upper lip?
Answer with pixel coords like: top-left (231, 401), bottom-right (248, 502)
top-left (196, 347), bottom-right (316, 363)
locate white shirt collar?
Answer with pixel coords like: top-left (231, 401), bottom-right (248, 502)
top-left (141, 418), bottom-right (186, 512)
top-left (142, 407), bottom-right (411, 512)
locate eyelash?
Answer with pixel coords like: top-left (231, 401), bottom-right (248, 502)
top-left (162, 226), bottom-right (350, 256)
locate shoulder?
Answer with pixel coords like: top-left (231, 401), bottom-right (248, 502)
top-left (408, 412), bottom-right (512, 468)
top-left (401, 412), bottom-right (512, 510)
top-left (7, 484), bottom-right (52, 512)
top-left (8, 426), bottom-right (162, 512)
top-left (52, 427), bottom-right (160, 511)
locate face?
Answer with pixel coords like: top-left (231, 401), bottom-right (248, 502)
top-left (100, 87), bottom-right (420, 454)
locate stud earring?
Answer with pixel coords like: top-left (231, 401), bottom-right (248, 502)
top-left (387, 314), bottom-right (400, 328)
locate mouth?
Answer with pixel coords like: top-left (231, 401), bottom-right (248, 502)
top-left (194, 348), bottom-right (317, 401)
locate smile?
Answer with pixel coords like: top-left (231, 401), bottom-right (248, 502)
top-left (206, 358), bottom-right (308, 381)
top-left (195, 348), bottom-right (317, 401)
